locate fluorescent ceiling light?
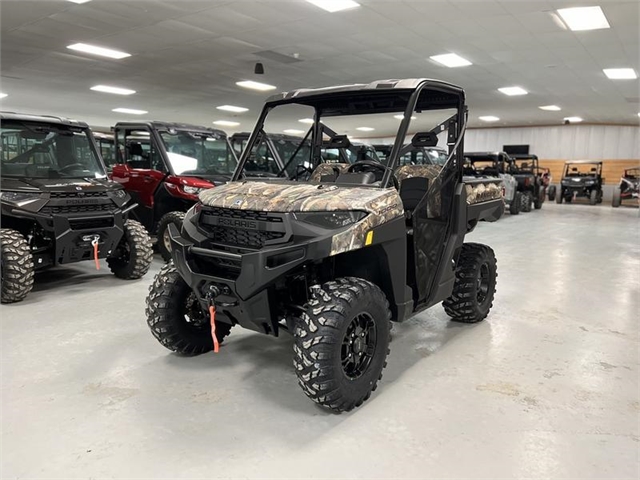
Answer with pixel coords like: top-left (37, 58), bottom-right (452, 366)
top-left (67, 0), bottom-right (92, 3)
top-left (306, 0), bottom-right (360, 13)
top-left (539, 105), bottom-right (561, 111)
top-left (479, 116), bottom-right (500, 122)
top-left (556, 6), bottom-right (610, 31)
top-left (67, 43), bottom-right (131, 59)
top-left (0, 93), bottom-right (7, 99)
top-left (213, 120), bottom-right (240, 127)
top-left (430, 53), bottom-right (472, 68)
top-left (637, 113), bottom-right (640, 118)
top-left (91, 85), bottom-right (135, 95)
top-left (112, 108), bottom-right (147, 115)
top-left (283, 129), bottom-right (305, 135)
top-left (216, 105), bottom-right (249, 113)
top-left (498, 86), bottom-right (528, 96)
top-left (393, 115), bottom-right (417, 120)
top-left (356, 127), bottom-right (375, 132)
top-left (564, 116), bottom-right (583, 123)
top-left (236, 80), bottom-right (277, 91)
top-left (603, 68), bottom-right (637, 80)
top-left (299, 118), bottom-right (314, 124)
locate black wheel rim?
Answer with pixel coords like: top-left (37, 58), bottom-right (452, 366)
top-left (477, 263), bottom-right (490, 304)
top-left (110, 235), bottom-right (131, 265)
top-left (183, 292), bottom-right (208, 330)
top-left (341, 313), bottom-right (376, 379)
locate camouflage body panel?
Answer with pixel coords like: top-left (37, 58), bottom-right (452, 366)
top-left (198, 181), bottom-right (404, 256)
top-left (395, 164), bottom-right (443, 218)
top-left (465, 181), bottom-right (503, 204)
top-left (308, 163), bottom-right (350, 182)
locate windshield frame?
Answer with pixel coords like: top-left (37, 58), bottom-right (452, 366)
top-left (230, 79), bottom-right (466, 188)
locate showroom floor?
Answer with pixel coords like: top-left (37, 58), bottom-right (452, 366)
top-left (2, 203), bottom-right (638, 479)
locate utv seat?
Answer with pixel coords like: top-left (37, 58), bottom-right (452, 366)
top-left (395, 164), bottom-right (442, 227)
top-left (399, 177), bottom-right (429, 223)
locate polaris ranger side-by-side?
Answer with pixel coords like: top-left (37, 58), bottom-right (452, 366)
top-left (612, 167), bottom-right (639, 207)
top-left (464, 152), bottom-right (522, 215)
top-left (146, 79), bottom-right (504, 412)
top-left (508, 155), bottom-right (545, 211)
top-left (556, 160), bottom-right (604, 205)
top-left (0, 112), bottom-right (153, 303)
top-left (110, 122), bottom-right (237, 261)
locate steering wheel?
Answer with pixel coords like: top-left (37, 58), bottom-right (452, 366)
top-left (347, 160), bottom-right (399, 189)
top-left (292, 163), bottom-right (313, 181)
top-left (58, 163), bottom-right (86, 173)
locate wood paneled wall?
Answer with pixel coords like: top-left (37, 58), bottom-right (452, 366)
top-left (538, 160), bottom-right (640, 185)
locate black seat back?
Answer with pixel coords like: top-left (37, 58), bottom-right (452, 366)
top-left (399, 176), bottom-right (429, 212)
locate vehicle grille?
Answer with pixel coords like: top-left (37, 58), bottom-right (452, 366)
top-left (40, 204), bottom-right (116, 215)
top-left (68, 217), bottom-right (114, 230)
top-left (199, 207), bottom-right (285, 249)
top-left (49, 191), bottom-right (108, 199)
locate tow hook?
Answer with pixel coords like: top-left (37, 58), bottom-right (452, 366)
top-left (82, 234), bottom-right (101, 270)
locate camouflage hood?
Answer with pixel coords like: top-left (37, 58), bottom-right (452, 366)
top-left (198, 181), bottom-right (403, 216)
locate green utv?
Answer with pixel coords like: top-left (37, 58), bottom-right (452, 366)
top-left (146, 79), bottom-right (504, 412)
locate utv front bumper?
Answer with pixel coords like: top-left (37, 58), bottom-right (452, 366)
top-left (167, 223), bottom-right (333, 335)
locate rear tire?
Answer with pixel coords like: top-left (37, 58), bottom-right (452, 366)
top-left (443, 243), bottom-right (497, 323)
top-left (589, 189), bottom-right (597, 205)
top-left (146, 263), bottom-right (232, 355)
top-left (612, 188), bottom-right (621, 207)
top-left (509, 192), bottom-right (521, 215)
top-left (293, 277), bottom-right (391, 413)
top-left (556, 188), bottom-right (563, 204)
top-left (548, 185), bottom-right (556, 201)
top-left (107, 219), bottom-right (153, 279)
top-left (521, 192), bottom-right (533, 212)
top-left (157, 211), bottom-right (186, 262)
top-left (1, 229), bottom-right (34, 304)
top-left (534, 190), bottom-right (543, 209)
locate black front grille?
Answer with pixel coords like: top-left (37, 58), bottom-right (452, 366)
top-left (199, 207), bottom-right (285, 249)
top-left (40, 204), bottom-right (115, 215)
top-left (68, 217), bottom-right (114, 230)
top-left (49, 191), bottom-right (108, 199)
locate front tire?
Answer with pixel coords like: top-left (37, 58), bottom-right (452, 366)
top-left (443, 243), bottom-right (497, 323)
top-left (612, 188), bottom-right (621, 207)
top-left (146, 263), bottom-right (232, 355)
top-left (157, 211), bottom-right (186, 262)
top-left (107, 219), bottom-right (153, 279)
top-left (589, 189), bottom-right (598, 205)
top-left (509, 192), bottom-right (521, 215)
top-left (293, 277), bottom-right (391, 413)
top-left (1, 229), bottom-right (35, 304)
top-left (534, 190), bottom-right (543, 209)
top-left (521, 192), bottom-right (533, 212)
top-left (556, 187), bottom-right (563, 204)
top-left (548, 185), bottom-right (556, 201)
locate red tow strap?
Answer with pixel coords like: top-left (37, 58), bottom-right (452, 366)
top-left (209, 305), bottom-right (219, 353)
top-left (92, 238), bottom-right (100, 270)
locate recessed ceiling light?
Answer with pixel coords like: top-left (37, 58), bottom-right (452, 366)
top-left (603, 68), bottom-right (637, 80)
top-left (112, 108), bottom-right (147, 115)
top-left (213, 120), bottom-right (240, 127)
top-left (564, 116), bottom-right (583, 123)
top-left (393, 115), bottom-right (417, 120)
top-left (637, 113), bottom-right (640, 118)
top-left (299, 118), bottom-right (315, 124)
top-left (305, 0), bottom-right (360, 13)
top-left (539, 105), bottom-right (561, 111)
top-left (67, 43), bottom-right (131, 59)
top-left (0, 93), bottom-right (7, 99)
top-left (283, 129), bottom-right (305, 135)
top-left (91, 85), bottom-right (136, 95)
top-left (356, 127), bottom-right (375, 132)
top-left (479, 116), bottom-right (500, 122)
top-left (236, 80), bottom-right (277, 91)
top-left (216, 105), bottom-right (249, 113)
top-left (67, 0), bottom-right (92, 3)
top-left (498, 86), bottom-right (528, 96)
top-left (556, 6), bottom-right (610, 31)
top-left (430, 53), bottom-right (472, 68)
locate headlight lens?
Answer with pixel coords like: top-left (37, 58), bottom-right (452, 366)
top-left (183, 185), bottom-right (205, 195)
top-left (296, 211), bottom-right (368, 229)
top-left (0, 191), bottom-right (41, 205)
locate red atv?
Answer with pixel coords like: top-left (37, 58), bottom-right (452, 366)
top-left (110, 122), bottom-right (237, 261)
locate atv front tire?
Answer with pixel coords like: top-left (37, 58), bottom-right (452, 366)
top-left (107, 219), bottom-right (153, 279)
top-left (556, 188), bottom-right (563, 204)
top-left (293, 277), bottom-right (391, 413)
top-left (534, 191), bottom-right (543, 210)
top-left (157, 211), bottom-right (185, 262)
top-left (443, 243), bottom-right (497, 323)
top-left (548, 185), bottom-right (556, 201)
top-left (612, 188), bottom-right (621, 207)
top-left (589, 189), bottom-right (598, 205)
top-left (1, 229), bottom-right (35, 304)
top-left (521, 192), bottom-right (533, 212)
top-left (146, 263), bottom-right (232, 355)
top-left (509, 192), bottom-right (522, 215)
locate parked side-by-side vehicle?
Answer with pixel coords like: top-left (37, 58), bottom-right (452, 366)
top-left (464, 152), bottom-right (522, 215)
top-left (612, 167), bottom-right (639, 207)
top-left (556, 160), bottom-right (604, 205)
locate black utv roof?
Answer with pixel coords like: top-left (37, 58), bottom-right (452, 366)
top-left (114, 121), bottom-right (227, 137)
top-left (0, 111), bottom-right (89, 128)
top-left (265, 78), bottom-right (464, 115)
top-left (510, 153), bottom-right (538, 160)
top-left (465, 152), bottom-right (511, 162)
top-left (564, 160), bottom-right (603, 165)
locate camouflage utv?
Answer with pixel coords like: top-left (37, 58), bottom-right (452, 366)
top-left (146, 78), bottom-right (504, 413)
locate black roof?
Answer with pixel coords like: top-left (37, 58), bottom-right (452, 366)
top-left (0, 111), bottom-right (89, 128)
top-left (464, 151), bottom-right (511, 161)
top-left (564, 160), bottom-right (603, 165)
top-left (114, 121), bottom-right (227, 137)
top-left (230, 132), bottom-right (304, 142)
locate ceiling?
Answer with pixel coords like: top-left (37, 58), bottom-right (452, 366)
top-left (1, 0), bottom-right (638, 137)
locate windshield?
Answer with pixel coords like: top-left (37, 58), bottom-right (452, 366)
top-left (159, 130), bottom-right (236, 176)
top-left (1, 121), bottom-right (106, 179)
top-left (565, 163), bottom-right (600, 177)
top-left (512, 159), bottom-right (536, 171)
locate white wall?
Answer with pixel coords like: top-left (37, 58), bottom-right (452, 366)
top-left (370, 124), bottom-right (640, 160)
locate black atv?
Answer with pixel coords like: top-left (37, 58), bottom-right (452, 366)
top-left (508, 154), bottom-right (545, 211)
top-left (0, 112), bottom-right (153, 303)
top-left (146, 79), bottom-right (504, 412)
top-left (556, 161), bottom-right (603, 205)
top-left (612, 167), bottom-right (639, 207)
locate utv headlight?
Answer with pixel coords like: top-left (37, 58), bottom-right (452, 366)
top-left (296, 211), bottom-right (368, 229)
top-left (0, 191), bottom-right (41, 206)
top-left (183, 186), bottom-right (206, 195)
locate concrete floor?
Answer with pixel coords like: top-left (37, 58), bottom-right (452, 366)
top-left (2, 203), bottom-right (639, 479)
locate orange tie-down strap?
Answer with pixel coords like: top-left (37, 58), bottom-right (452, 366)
top-left (209, 305), bottom-right (219, 353)
top-left (92, 238), bottom-right (100, 270)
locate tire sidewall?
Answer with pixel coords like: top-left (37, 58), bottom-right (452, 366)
top-left (157, 212), bottom-right (185, 262)
top-left (472, 249), bottom-right (497, 318)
